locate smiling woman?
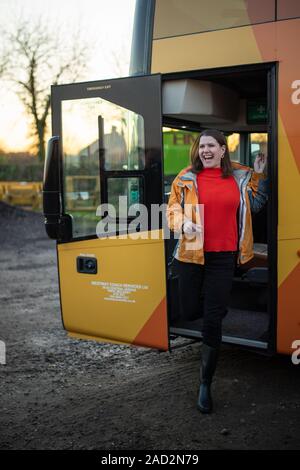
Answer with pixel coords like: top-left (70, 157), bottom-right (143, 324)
top-left (191, 130), bottom-right (232, 175)
top-left (167, 128), bottom-right (268, 413)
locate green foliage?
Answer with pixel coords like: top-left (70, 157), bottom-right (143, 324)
top-left (0, 153), bottom-right (43, 182)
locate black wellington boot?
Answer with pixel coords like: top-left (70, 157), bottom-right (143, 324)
top-left (197, 343), bottom-right (219, 414)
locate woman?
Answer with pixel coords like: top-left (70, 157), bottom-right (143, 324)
top-left (166, 129), bottom-right (268, 414)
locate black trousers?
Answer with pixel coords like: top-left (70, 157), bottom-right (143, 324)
top-left (175, 252), bottom-right (237, 348)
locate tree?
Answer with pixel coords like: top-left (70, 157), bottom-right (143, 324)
top-left (4, 18), bottom-right (89, 162)
top-left (0, 44), bottom-right (9, 77)
top-left (107, 40), bottom-right (131, 78)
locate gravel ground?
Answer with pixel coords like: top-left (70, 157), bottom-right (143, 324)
top-left (0, 202), bottom-right (300, 450)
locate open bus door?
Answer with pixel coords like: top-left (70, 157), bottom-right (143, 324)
top-left (44, 74), bottom-right (169, 350)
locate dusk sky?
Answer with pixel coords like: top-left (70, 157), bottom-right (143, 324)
top-left (0, 0), bottom-right (136, 152)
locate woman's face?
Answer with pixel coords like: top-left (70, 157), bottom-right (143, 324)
top-left (198, 135), bottom-right (225, 169)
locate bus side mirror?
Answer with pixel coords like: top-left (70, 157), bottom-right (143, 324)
top-left (43, 136), bottom-right (72, 241)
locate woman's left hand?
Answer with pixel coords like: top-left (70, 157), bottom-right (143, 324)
top-left (254, 153), bottom-right (267, 174)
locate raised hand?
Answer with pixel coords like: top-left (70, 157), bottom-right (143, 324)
top-left (254, 152), bottom-right (267, 174)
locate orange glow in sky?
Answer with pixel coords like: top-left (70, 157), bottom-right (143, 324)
top-left (0, 0), bottom-right (136, 153)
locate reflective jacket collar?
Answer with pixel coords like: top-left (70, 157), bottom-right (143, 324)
top-left (232, 168), bottom-right (252, 191)
top-left (177, 170), bottom-right (197, 190)
top-left (233, 167), bottom-right (250, 182)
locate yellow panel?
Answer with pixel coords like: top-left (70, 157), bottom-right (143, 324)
top-left (153, 0), bottom-right (275, 39)
top-left (278, 240), bottom-right (300, 287)
top-left (278, 115), bottom-right (300, 243)
top-left (154, 0), bottom-right (251, 39)
top-left (277, 240), bottom-right (300, 353)
top-left (151, 25), bottom-right (263, 73)
top-left (58, 229), bottom-right (163, 251)
top-left (57, 230), bottom-right (167, 347)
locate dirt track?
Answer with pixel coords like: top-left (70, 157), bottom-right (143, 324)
top-left (0, 202), bottom-right (300, 450)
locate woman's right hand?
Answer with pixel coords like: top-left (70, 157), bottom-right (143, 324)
top-left (183, 218), bottom-right (202, 234)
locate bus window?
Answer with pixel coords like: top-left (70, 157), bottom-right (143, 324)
top-left (163, 128), bottom-right (198, 194)
top-left (62, 98), bottom-right (102, 238)
top-left (103, 115), bottom-right (145, 171)
top-left (61, 97), bottom-right (146, 238)
top-left (227, 133), bottom-right (241, 163)
top-left (107, 177), bottom-right (143, 216)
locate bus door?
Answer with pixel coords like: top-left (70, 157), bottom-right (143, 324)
top-left (48, 74), bottom-right (169, 350)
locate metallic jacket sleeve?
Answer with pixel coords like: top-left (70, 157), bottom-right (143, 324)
top-left (166, 180), bottom-right (185, 233)
top-left (247, 171), bottom-right (268, 214)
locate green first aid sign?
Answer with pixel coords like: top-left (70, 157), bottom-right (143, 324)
top-left (247, 100), bottom-right (267, 124)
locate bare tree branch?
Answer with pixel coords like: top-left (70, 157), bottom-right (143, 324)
top-left (0, 42), bottom-right (9, 77)
top-left (3, 17), bottom-right (90, 161)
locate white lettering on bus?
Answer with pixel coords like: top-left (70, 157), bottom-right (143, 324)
top-left (87, 85), bottom-right (111, 91)
top-left (291, 80), bottom-right (300, 104)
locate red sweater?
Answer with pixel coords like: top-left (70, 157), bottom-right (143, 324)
top-left (197, 168), bottom-right (240, 252)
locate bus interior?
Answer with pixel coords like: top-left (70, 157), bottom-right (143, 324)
top-left (162, 65), bottom-right (273, 350)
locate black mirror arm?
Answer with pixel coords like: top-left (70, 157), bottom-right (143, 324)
top-left (43, 136), bottom-right (72, 241)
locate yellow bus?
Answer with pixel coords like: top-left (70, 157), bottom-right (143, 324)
top-left (43, 0), bottom-right (300, 357)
